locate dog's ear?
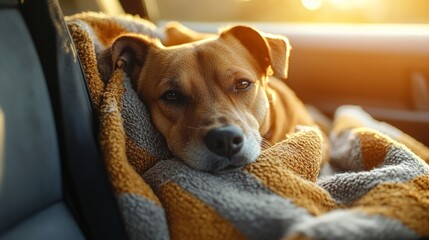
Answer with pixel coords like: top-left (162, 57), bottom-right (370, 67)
top-left (221, 26), bottom-right (291, 79)
top-left (111, 34), bottom-right (159, 80)
top-left (263, 32), bottom-right (291, 79)
top-left (97, 34), bottom-right (159, 84)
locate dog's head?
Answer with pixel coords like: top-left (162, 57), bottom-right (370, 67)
top-left (101, 26), bottom-right (290, 172)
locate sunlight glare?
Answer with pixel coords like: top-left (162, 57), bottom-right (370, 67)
top-left (301, 0), bottom-right (323, 11)
top-left (329, 0), bottom-right (372, 10)
top-left (329, 0), bottom-right (350, 10)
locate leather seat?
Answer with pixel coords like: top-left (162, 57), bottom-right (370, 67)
top-left (0, 0), bottom-right (127, 239)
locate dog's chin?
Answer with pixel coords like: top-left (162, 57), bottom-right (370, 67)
top-left (177, 136), bottom-right (261, 173)
top-left (183, 151), bottom-right (259, 173)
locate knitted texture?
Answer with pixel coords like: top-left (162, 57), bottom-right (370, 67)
top-left (66, 12), bottom-right (429, 240)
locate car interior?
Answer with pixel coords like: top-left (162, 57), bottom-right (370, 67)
top-left (0, 0), bottom-right (428, 239)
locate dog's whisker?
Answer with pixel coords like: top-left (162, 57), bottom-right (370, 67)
top-left (261, 143), bottom-right (271, 149)
top-left (261, 138), bottom-right (273, 149)
top-left (187, 126), bottom-right (202, 130)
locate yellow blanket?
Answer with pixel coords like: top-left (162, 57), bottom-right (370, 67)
top-left (66, 12), bottom-right (429, 240)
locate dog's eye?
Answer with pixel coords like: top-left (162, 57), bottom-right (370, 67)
top-left (161, 90), bottom-right (184, 103)
top-left (235, 79), bottom-right (253, 91)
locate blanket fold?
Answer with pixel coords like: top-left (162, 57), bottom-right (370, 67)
top-left (66, 12), bottom-right (429, 240)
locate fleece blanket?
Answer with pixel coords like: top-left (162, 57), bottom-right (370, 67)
top-left (66, 12), bottom-right (429, 240)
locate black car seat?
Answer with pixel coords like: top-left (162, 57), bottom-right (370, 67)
top-left (0, 0), bottom-right (127, 239)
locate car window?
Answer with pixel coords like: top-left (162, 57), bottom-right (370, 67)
top-left (148, 0), bottom-right (429, 24)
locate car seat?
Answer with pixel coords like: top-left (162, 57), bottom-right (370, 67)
top-left (0, 0), bottom-right (127, 239)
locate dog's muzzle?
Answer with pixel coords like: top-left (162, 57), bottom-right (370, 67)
top-left (204, 125), bottom-right (244, 159)
top-left (181, 124), bottom-right (260, 173)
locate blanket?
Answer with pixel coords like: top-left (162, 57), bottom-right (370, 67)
top-left (66, 12), bottom-right (429, 240)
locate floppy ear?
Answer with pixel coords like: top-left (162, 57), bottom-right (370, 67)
top-left (263, 33), bottom-right (291, 79)
top-left (97, 33), bottom-right (158, 83)
top-left (111, 34), bottom-right (158, 79)
top-left (221, 26), bottom-right (291, 79)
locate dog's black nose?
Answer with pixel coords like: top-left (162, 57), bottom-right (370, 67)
top-left (204, 125), bottom-right (244, 158)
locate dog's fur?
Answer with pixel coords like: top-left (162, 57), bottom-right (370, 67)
top-left (98, 23), bottom-right (317, 172)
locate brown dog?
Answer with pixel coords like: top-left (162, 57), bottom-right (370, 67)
top-left (100, 24), bottom-right (317, 172)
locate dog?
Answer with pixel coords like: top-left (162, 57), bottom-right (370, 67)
top-left (99, 23), bottom-right (320, 172)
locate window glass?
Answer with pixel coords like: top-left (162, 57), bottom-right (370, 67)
top-left (154, 0), bottom-right (429, 23)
